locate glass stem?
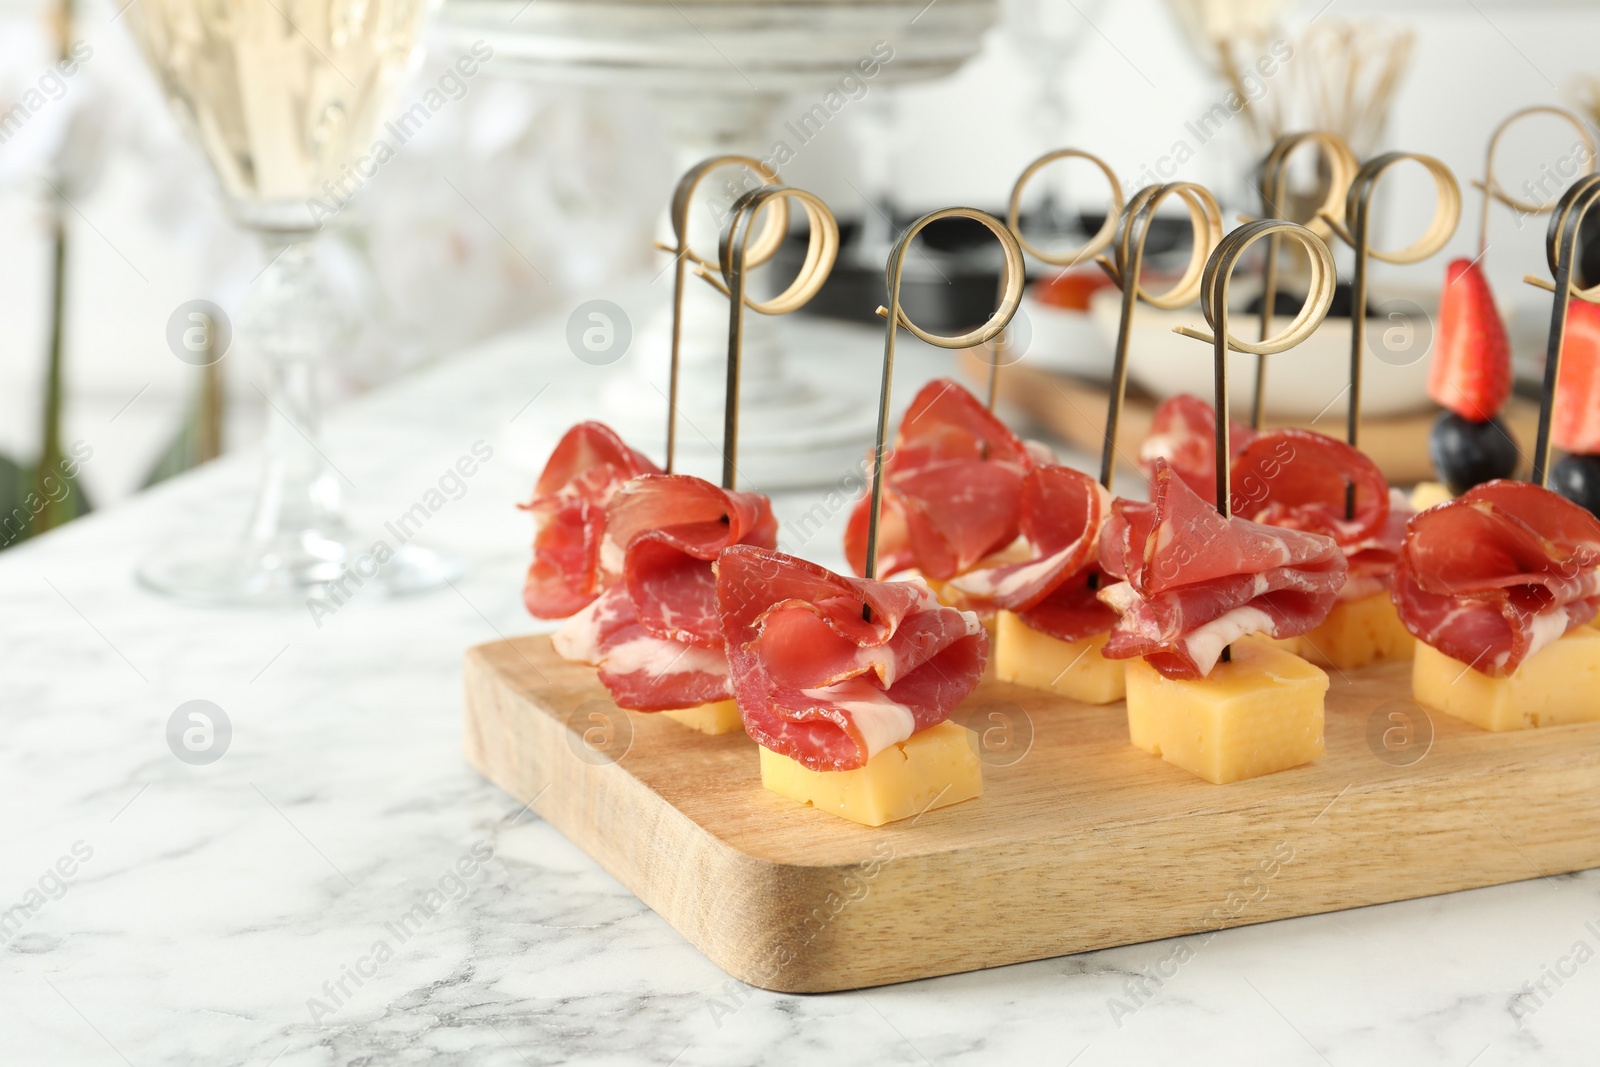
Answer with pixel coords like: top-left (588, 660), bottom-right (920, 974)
top-left (241, 238), bottom-right (349, 556)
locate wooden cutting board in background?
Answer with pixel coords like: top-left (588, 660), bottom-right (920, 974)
top-left (960, 350), bottom-right (1541, 486)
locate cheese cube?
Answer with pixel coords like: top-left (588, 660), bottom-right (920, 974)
top-left (1412, 627), bottom-right (1600, 731)
top-left (1409, 481), bottom-right (1454, 511)
top-left (1278, 592), bottom-right (1415, 670)
top-left (661, 700), bottom-right (745, 736)
top-left (994, 610), bottom-right (1125, 704)
top-left (759, 721), bottom-right (982, 827)
top-left (1124, 637), bottom-right (1328, 784)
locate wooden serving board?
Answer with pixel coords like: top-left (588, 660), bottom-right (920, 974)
top-left (960, 350), bottom-right (1542, 486)
top-left (465, 636), bottom-right (1600, 993)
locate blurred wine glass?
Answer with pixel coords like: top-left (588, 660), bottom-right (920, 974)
top-left (126, 0), bottom-right (458, 605)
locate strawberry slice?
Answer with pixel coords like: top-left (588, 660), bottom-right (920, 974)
top-left (1554, 298), bottom-right (1600, 454)
top-left (1430, 258), bottom-right (1512, 421)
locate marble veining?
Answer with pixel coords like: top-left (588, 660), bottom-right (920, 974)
top-left (4, 317), bottom-right (1600, 1066)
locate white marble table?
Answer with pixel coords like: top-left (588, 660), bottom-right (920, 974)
top-left (4, 312), bottom-right (1598, 1067)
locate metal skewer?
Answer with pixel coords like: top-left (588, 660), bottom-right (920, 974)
top-left (863, 208), bottom-right (1026, 599)
top-left (1522, 173), bottom-right (1600, 486)
top-left (1093, 182), bottom-right (1223, 492)
top-left (694, 185), bottom-right (839, 491)
top-left (987, 149), bottom-right (1124, 410)
top-left (1247, 132), bottom-right (1359, 430)
top-left (658, 156), bottom-right (787, 473)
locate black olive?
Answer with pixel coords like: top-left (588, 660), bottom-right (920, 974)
top-left (1429, 411), bottom-right (1519, 496)
top-left (1551, 454), bottom-right (1600, 517)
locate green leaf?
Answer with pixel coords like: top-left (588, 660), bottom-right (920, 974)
top-left (142, 417), bottom-right (206, 489)
top-left (143, 368), bottom-right (224, 489)
top-left (0, 453), bottom-right (31, 551)
top-left (0, 450), bottom-right (92, 551)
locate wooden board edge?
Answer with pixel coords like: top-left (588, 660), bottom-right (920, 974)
top-left (463, 640), bottom-right (1600, 993)
top-left (742, 749), bottom-right (1600, 991)
top-left (463, 643), bottom-right (914, 992)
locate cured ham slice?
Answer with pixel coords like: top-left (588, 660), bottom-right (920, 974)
top-left (1229, 428), bottom-right (1408, 600)
top-left (1097, 459), bottom-right (1346, 679)
top-left (843, 379), bottom-right (1036, 581)
top-left (607, 474), bottom-right (777, 648)
top-left (553, 586), bottom-right (733, 711)
top-left (522, 422), bottom-right (660, 619)
top-left (1339, 498), bottom-right (1412, 601)
top-left (1392, 480), bottom-right (1600, 676)
top-left (717, 545), bottom-right (988, 771)
top-left (553, 473), bottom-right (777, 710)
top-left (1140, 394), bottom-right (1256, 506)
top-left (947, 464), bottom-right (1119, 641)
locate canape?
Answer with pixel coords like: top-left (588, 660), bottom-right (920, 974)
top-left (843, 378), bottom-right (1049, 634)
top-left (525, 423), bottom-right (775, 735)
top-left (1227, 428), bottom-right (1414, 670)
top-left (1096, 460), bottom-right (1345, 783)
top-left (1393, 480), bottom-right (1600, 730)
top-left (947, 464), bottom-right (1126, 704)
top-left (717, 545), bottom-right (987, 826)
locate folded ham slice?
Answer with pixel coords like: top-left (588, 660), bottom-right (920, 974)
top-left (521, 422), bottom-right (660, 619)
top-left (844, 379), bottom-right (1037, 581)
top-left (1097, 458), bottom-right (1347, 679)
top-left (553, 586), bottom-right (735, 711)
top-left (1392, 480), bottom-right (1600, 676)
top-left (946, 464), bottom-right (1119, 641)
top-left (1140, 394), bottom-right (1257, 507)
top-left (717, 545), bottom-right (989, 771)
top-left (1230, 428), bottom-right (1408, 601)
top-left (554, 474), bottom-right (776, 710)
top-left (608, 474), bottom-right (777, 648)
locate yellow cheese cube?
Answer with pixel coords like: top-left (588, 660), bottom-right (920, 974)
top-left (1412, 627), bottom-right (1600, 731)
top-left (661, 700), bottom-right (745, 736)
top-left (1278, 591), bottom-right (1415, 670)
top-left (1409, 481), bottom-right (1453, 511)
top-left (1124, 637), bottom-right (1328, 784)
top-left (994, 610), bottom-right (1125, 704)
top-left (759, 721), bottom-right (982, 827)
top-left (922, 575), bottom-right (953, 603)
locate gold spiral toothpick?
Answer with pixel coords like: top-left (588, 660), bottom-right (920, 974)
top-left (693, 185), bottom-right (838, 492)
top-left (1522, 172), bottom-right (1600, 486)
top-left (985, 149), bottom-right (1125, 410)
top-left (1319, 152), bottom-right (1461, 451)
top-left (1476, 106), bottom-right (1597, 257)
top-left (862, 208), bottom-right (1025, 594)
top-left (1094, 182), bottom-right (1224, 493)
top-left (1245, 131), bottom-right (1360, 430)
top-left (1173, 219), bottom-right (1336, 663)
top-left (657, 156), bottom-right (787, 474)
top-left (1174, 220), bottom-right (1339, 517)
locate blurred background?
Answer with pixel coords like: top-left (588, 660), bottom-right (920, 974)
top-left (4, 0), bottom-right (1600, 544)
